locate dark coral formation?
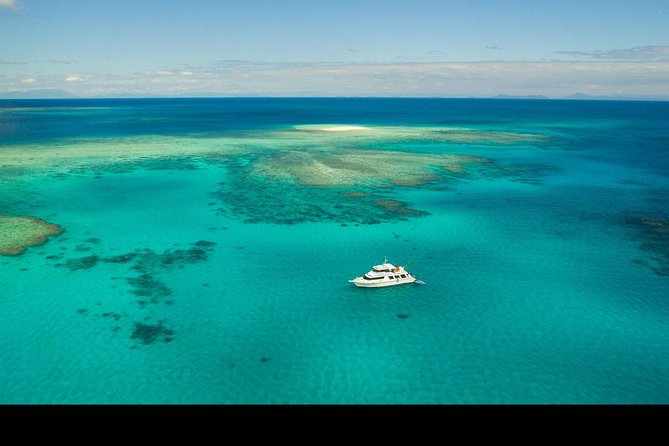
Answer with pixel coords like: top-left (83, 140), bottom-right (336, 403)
top-left (80, 156), bottom-right (202, 176)
top-left (123, 241), bottom-right (215, 305)
top-left (194, 240), bottom-right (217, 247)
top-left (374, 200), bottom-right (428, 217)
top-left (482, 163), bottom-right (562, 186)
top-left (133, 157), bottom-right (201, 171)
top-left (208, 153), bottom-right (440, 225)
top-left (130, 321), bottom-right (175, 345)
top-left (103, 253), bottom-right (138, 264)
top-left (129, 246), bottom-right (209, 272)
top-left (101, 311), bottom-right (123, 321)
top-left (126, 273), bottom-right (172, 304)
top-left (65, 255), bottom-right (100, 271)
top-left (58, 240), bottom-right (215, 312)
top-left (213, 176), bottom-right (428, 225)
top-left (209, 150), bottom-right (551, 225)
top-left (626, 216), bottom-right (669, 277)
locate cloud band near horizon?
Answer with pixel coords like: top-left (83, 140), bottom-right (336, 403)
top-left (2, 59), bottom-right (668, 99)
top-left (557, 45), bottom-right (669, 61)
top-left (0, 0), bottom-right (18, 9)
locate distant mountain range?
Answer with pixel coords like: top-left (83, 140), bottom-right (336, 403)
top-left (496, 93), bottom-right (668, 101)
top-left (563, 92), bottom-right (668, 101)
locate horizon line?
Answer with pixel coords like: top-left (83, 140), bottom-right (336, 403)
top-left (2, 95), bottom-right (669, 102)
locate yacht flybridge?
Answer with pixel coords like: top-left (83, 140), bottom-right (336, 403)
top-left (349, 258), bottom-right (417, 288)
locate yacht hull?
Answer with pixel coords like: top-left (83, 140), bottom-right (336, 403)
top-left (349, 277), bottom-right (416, 288)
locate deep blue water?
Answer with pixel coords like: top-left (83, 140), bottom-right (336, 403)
top-left (3, 97), bottom-right (668, 141)
top-left (1, 98), bottom-right (668, 403)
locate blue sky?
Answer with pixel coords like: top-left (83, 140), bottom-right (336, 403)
top-left (2, 0), bottom-right (669, 97)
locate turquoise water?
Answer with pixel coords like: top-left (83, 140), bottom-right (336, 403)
top-left (1, 98), bottom-right (668, 403)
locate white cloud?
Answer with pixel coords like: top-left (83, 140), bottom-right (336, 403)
top-left (200, 60), bottom-right (669, 98)
top-left (141, 70), bottom-right (179, 77)
top-left (4, 60), bottom-right (668, 99)
top-left (0, 58), bottom-right (25, 65)
top-left (21, 77), bottom-right (36, 84)
top-left (48, 59), bottom-right (76, 65)
top-left (0, 0), bottom-right (19, 9)
top-left (557, 45), bottom-right (669, 61)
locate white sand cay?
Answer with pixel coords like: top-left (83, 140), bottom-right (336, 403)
top-left (321, 125), bottom-right (370, 132)
top-left (294, 124), bottom-right (371, 132)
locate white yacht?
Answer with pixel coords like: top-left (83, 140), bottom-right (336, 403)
top-left (349, 258), bottom-right (417, 288)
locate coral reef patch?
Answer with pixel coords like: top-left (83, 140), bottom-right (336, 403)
top-left (130, 321), bottom-right (174, 345)
top-left (126, 274), bottom-right (172, 305)
top-left (122, 242), bottom-right (215, 305)
top-left (56, 240), bottom-right (216, 312)
top-left (0, 215), bottom-right (63, 256)
top-left (3, 125), bottom-right (551, 228)
top-left (65, 255), bottom-right (100, 271)
top-left (211, 150), bottom-right (501, 224)
top-left (626, 216), bottom-right (669, 277)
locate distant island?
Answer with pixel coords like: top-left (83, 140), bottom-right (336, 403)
top-left (563, 93), bottom-right (666, 101)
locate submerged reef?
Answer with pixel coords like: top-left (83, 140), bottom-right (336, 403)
top-left (130, 246), bottom-right (209, 271)
top-left (55, 240), bottom-right (215, 307)
top-left (77, 155), bottom-right (204, 176)
top-left (249, 150), bottom-right (491, 188)
top-left (58, 240), bottom-right (215, 346)
top-left (0, 215), bottom-right (63, 255)
top-left (3, 124), bottom-right (550, 227)
top-left (627, 216), bottom-right (669, 277)
top-left (213, 150), bottom-right (498, 224)
top-left (131, 321), bottom-right (174, 345)
top-left (208, 125), bottom-right (529, 225)
top-left (65, 255), bottom-right (100, 271)
top-left (291, 124), bottom-right (547, 146)
top-left (0, 124), bottom-right (548, 174)
top-left (126, 273), bottom-right (172, 305)
top-left (214, 171), bottom-right (428, 225)
top-left (123, 245), bottom-right (213, 305)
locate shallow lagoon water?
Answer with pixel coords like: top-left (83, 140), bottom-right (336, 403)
top-left (1, 98), bottom-right (668, 403)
